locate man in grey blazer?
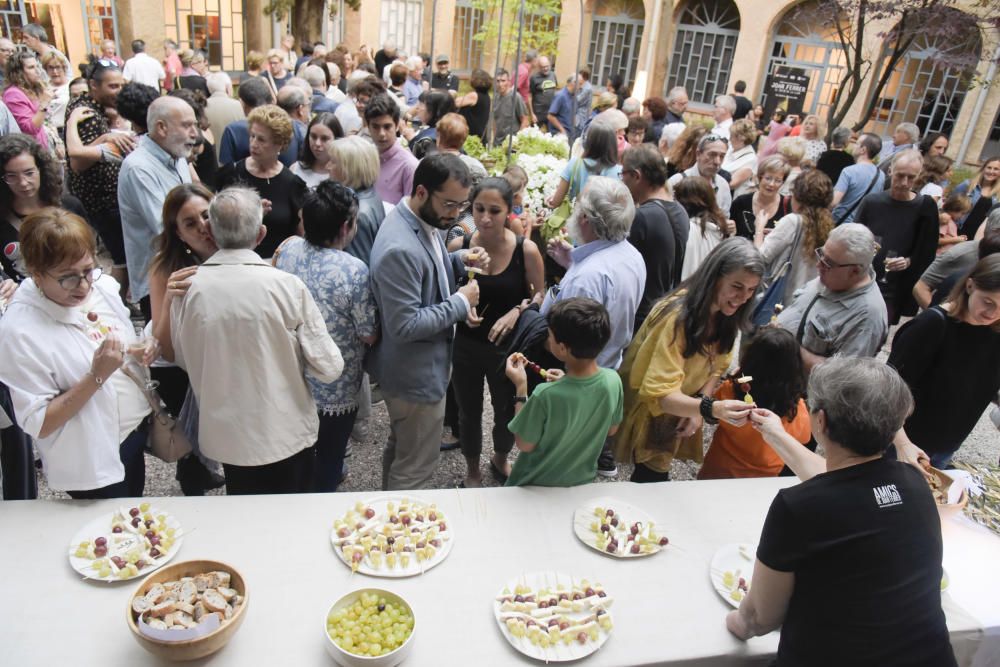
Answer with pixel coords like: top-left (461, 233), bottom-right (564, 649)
top-left (369, 154), bottom-right (486, 490)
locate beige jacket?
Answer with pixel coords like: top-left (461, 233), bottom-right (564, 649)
top-left (172, 249), bottom-right (344, 465)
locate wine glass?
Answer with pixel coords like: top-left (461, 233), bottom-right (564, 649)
top-left (880, 250), bottom-right (899, 285)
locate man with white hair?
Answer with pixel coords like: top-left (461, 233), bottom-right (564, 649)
top-left (544, 176), bottom-right (645, 370)
top-left (545, 176), bottom-right (645, 477)
top-left (204, 71), bottom-right (244, 159)
top-left (668, 133), bottom-right (733, 216)
top-left (665, 86), bottom-right (688, 124)
top-left (0, 37), bottom-right (15, 87)
top-left (303, 65), bottom-right (339, 113)
top-left (403, 56), bottom-right (425, 106)
top-left (622, 97), bottom-right (642, 120)
top-left (122, 39), bottom-right (165, 90)
top-left (325, 62), bottom-right (347, 104)
top-left (712, 94), bottom-right (736, 141)
top-left (777, 223), bottom-right (888, 372)
top-left (171, 186), bottom-right (344, 495)
top-left (659, 122), bottom-right (686, 159)
top-left (118, 96), bottom-right (198, 316)
top-left (855, 148), bottom-right (940, 323)
top-left (878, 121), bottom-right (920, 164)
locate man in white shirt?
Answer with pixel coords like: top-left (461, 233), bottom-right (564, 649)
top-left (171, 186), bottom-right (344, 494)
top-left (668, 133), bottom-right (733, 216)
top-left (712, 94), bottom-right (736, 141)
top-left (122, 40), bottom-right (166, 90)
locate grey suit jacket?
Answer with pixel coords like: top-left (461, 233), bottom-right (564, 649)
top-left (368, 200), bottom-right (468, 403)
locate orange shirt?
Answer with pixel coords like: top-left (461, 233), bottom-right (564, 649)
top-left (698, 380), bottom-right (811, 479)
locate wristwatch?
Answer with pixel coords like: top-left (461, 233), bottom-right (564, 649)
top-left (513, 396), bottom-right (528, 404)
top-left (699, 394), bottom-right (718, 424)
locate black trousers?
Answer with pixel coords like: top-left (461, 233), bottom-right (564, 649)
top-left (223, 446), bottom-right (316, 495)
top-left (315, 410), bottom-right (357, 492)
top-left (452, 335), bottom-right (515, 460)
top-left (630, 461), bottom-right (671, 483)
top-left (0, 383), bottom-right (36, 500)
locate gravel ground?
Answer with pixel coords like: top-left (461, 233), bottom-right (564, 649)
top-left (37, 390), bottom-right (998, 500)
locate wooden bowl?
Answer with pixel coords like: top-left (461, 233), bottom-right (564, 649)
top-left (928, 467), bottom-right (969, 519)
top-left (126, 559), bottom-right (249, 661)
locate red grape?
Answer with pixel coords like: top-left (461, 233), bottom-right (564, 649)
top-left (336, 527), bottom-right (350, 538)
top-left (630, 543), bottom-right (641, 554)
top-left (364, 508), bottom-right (375, 519)
top-left (539, 600), bottom-right (548, 609)
top-left (597, 590), bottom-right (607, 598)
top-left (429, 512), bottom-right (437, 521)
top-left (94, 545), bottom-right (107, 557)
top-left (145, 530), bottom-right (155, 539)
top-left (149, 536), bottom-right (161, 546)
top-left (401, 515), bottom-right (411, 526)
top-left (149, 548), bottom-right (161, 558)
top-left (605, 543), bottom-right (616, 553)
top-left (415, 514), bottom-right (424, 522)
top-left (547, 618), bottom-right (559, 627)
top-left (386, 536), bottom-right (395, 545)
top-left (415, 541), bottom-right (426, 549)
top-left (129, 508), bottom-right (140, 517)
top-left (605, 509), bottom-right (614, 517)
top-left (577, 632), bottom-right (588, 644)
top-left (136, 560), bottom-right (146, 570)
top-left (514, 595), bottom-right (525, 603)
top-left (112, 525), bottom-right (123, 534)
top-left (351, 551), bottom-right (364, 563)
top-left (430, 539), bottom-right (441, 548)
top-left (94, 536), bottom-right (107, 547)
top-left (610, 517), bottom-right (619, 527)
top-left (558, 620), bottom-right (570, 631)
top-left (571, 592), bottom-right (582, 601)
top-left (131, 517), bottom-right (142, 528)
top-left (558, 593), bottom-right (568, 601)
top-left (630, 523), bottom-right (640, 535)
top-left (389, 516), bottom-right (399, 524)
top-left (600, 523), bottom-right (610, 533)
top-left (584, 587), bottom-right (595, 597)
top-left (438, 522), bottom-right (447, 531)
top-left (86, 311), bottom-right (98, 322)
top-left (658, 537), bottom-right (669, 546)
top-left (144, 519), bottom-right (154, 528)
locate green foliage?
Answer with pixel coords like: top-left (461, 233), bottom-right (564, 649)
top-left (463, 135), bottom-right (510, 173)
top-left (469, 0), bottom-right (562, 65)
top-left (262, 0), bottom-right (360, 24)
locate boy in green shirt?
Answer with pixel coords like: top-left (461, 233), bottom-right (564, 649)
top-left (504, 298), bottom-right (624, 487)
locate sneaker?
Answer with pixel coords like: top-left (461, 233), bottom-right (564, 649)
top-left (350, 418), bottom-right (369, 443)
top-left (596, 451), bottom-right (618, 478)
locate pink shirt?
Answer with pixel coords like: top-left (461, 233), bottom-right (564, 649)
top-left (375, 142), bottom-right (417, 206)
top-left (163, 53), bottom-right (182, 91)
top-left (2, 87), bottom-right (48, 148)
top-left (517, 62), bottom-right (532, 106)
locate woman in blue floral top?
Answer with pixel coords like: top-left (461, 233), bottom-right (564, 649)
top-left (274, 181), bottom-right (378, 491)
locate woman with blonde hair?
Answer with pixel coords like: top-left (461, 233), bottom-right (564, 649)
top-left (799, 114), bottom-right (827, 163)
top-left (240, 50), bottom-right (265, 83)
top-left (757, 168), bottom-right (835, 305)
top-left (776, 136), bottom-right (806, 196)
top-left (216, 104), bottom-right (307, 258)
top-left (729, 155), bottom-right (792, 239)
top-left (177, 49), bottom-right (209, 96)
top-left (722, 118), bottom-right (759, 198)
top-left (2, 46), bottom-right (52, 149)
top-left (327, 135), bottom-right (386, 266)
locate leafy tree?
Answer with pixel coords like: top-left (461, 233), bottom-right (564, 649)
top-left (470, 0), bottom-right (562, 70)
top-left (263, 0), bottom-right (360, 47)
top-left (790, 0), bottom-right (1000, 136)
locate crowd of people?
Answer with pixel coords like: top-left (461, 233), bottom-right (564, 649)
top-left (0, 28), bottom-right (995, 663)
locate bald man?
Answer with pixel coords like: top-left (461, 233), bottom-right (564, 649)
top-left (118, 96), bottom-right (198, 315)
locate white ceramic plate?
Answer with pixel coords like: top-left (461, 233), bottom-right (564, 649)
top-left (330, 496), bottom-right (453, 578)
top-left (67, 504), bottom-right (183, 582)
top-left (494, 571), bottom-right (613, 662)
top-left (710, 543), bottom-right (755, 608)
top-left (572, 496), bottom-right (666, 558)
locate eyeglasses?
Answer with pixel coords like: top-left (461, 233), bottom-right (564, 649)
top-left (814, 248), bottom-right (859, 271)
top-left (433, 193), bottom-right (469, 211)
top-left (2, 168), bottom-right (38, 185)
top-left (699, 134), bottom-right (729, 148)
top-left (759, 175), bottom-right (785, 185)
top-left (49, 266), bottom-right (102, 290)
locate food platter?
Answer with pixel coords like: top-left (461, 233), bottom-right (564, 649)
top-left (330, 496), bottom-right (453, 577)
top-left (572, 497), bottom-right (668, 558)
top-left (68, 503), bottom-right (183, 582)
top-left (494, 571), bottom-right (614, 662)
top-left (710, 543), bottom-right (755, 608)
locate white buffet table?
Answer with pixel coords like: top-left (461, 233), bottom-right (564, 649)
top-left (3, 478), bottom-right (999, 666)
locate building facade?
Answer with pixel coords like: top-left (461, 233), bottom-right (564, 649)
top-left (2, 0), bottom-right (997, 164)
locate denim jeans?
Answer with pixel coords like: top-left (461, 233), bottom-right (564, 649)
top-left (67, 422), bottom-right (148, 499)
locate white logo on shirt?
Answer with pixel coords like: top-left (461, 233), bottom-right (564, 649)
top-left (873, 484), bottom-right (902, 508)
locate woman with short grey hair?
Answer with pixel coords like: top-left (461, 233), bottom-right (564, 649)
top-left (729, 356), bottom-right (956, 666)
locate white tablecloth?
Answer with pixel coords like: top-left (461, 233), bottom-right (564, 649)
top-left (3, 478), bottom-right (999, 665)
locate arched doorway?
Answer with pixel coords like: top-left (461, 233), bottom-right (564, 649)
top-left (866, 14), bottom-right (982, 138)
top-left (587, 0), bottom-right (645, 89)
top-left (667, 0), bottom-right (740, 106)
top-left (761, 0), bottom-right (848, 117)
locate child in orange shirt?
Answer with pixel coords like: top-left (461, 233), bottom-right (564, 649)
top-left (698, 327), bottom-right (810, 479)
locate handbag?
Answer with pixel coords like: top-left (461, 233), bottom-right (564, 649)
top-left (122, 365), bottom-right (193, 463)
top-left (540, 158), bottom-right (583, 243)
top-left (752, 216), bottom-right (805, 327)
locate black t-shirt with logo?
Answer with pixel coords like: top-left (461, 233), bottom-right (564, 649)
top-left (757, 457), bottom-right (956, 667)
top-left (529, 72), bottom-right (557, 120)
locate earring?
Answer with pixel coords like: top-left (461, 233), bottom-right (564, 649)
top-left (184, 246), bottom-right (192, 255)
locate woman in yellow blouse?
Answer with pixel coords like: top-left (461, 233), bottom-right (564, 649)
top-left (614, 238), bottom-right (765, 482)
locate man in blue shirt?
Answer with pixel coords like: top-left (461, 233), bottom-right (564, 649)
top-left (403, 56), bottom-right (425, 107)
top-left (117, 96), bottom-right (196, 316)
top-left (831, 132), bottom-right (884, 225)
top-left (546, 75), bottom-right (576, 138)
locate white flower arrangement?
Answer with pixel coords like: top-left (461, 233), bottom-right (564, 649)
top-left (514, 152), bottom-right (567, 214)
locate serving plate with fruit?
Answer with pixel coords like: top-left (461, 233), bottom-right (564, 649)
top-left (710, 543), bottom-right (754, 608)
top-left (325, 588), bottom-right (415, 666)
top-left (330, 497), bottom-right (453, 577)
top-left (572, 497), bottom-right (668, 558)
top-left (68, 503), bottom-right (183, 582)
top-left (494, 572), bottom-right (614, 662)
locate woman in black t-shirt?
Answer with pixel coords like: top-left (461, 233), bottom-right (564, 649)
top-left (456, 68), bottom-right (492, 144)
top-left (447, 178), bottom-right (544, 488)
top-left (890, 255), bottom-right (1000, 469)
top-left (730, 358), bottom-right (956, 667)
top-left (730, 155), bottom-right (792, 240)
top-left (216, 105), bottom-right (307, 259)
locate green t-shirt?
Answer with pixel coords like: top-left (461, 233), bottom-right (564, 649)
top-left (505, 368), bottom-right (624, 487)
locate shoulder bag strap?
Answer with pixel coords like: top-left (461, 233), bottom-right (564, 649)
top-left (795, 293), bottom-right (823, 344)
top-left (835, 167), bottom-right (881, 225)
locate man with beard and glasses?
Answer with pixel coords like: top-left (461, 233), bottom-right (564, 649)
top-left (368, 154), bottom-right (489, 490)
top-left (118, 96), bottom-right (197, 318)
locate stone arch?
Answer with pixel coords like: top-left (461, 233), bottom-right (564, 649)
top-left (666, 0), bottom-right (740, 105)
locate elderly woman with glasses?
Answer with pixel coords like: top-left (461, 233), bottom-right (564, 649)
top-left (0, 208), bottom-right (157, 498)
top-left (273, 180), bottom-right (378, 492)
top-left (39, 51), bottom-right (68, 133)
top-left (730, 357), bottom-right (956, 666)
